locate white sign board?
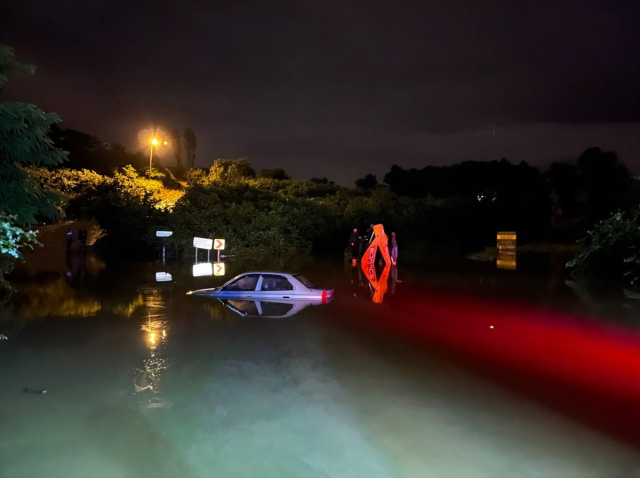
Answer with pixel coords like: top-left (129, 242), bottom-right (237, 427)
top-left (214, 239), bottom-right (226, 250)
top-left (213, 262), bottom-right (225, 276)
top-left (156, 231), bottom-right (173, 238)
top-left (193, 237), bottom-right (213, 250)
top-left (155, 272), bottom-right (173, 282)
top-left (193, 262), bottom-right (213, 277)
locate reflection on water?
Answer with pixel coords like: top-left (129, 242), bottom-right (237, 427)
top-left (134, 287), bottom-right (172, 409)
top-left (361, 261), bottom-right (392, 304)
top-left (218, 298), bottom-right (318, 318)
top-left (497, 251), bottom-right (517, 270)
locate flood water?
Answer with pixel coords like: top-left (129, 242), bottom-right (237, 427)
top-left (1, 251), bottom-right (639, 478)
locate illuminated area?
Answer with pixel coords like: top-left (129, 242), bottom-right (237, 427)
top-left (138, 127), bottom-right (170, 177)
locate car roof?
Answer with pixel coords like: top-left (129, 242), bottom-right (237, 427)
top-left (234, 272), bottom-right (299, 277)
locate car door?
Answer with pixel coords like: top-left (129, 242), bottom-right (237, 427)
top-left (258, 274), bottom-right (296, 300)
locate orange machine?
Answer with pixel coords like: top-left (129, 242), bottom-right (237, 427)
top-left (361, 224), bottom-right (392, 303)
top-left (362, 224), bottom-right (391, 267)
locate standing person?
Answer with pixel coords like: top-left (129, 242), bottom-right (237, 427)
top-left (347, 228), bottom-right (360, 264)
top-left (66, 228), bottom-right (73, 251)
top-left (390, 232), bottom-right (398, 266)
top-left (79, 229), bottom-right (87, 250)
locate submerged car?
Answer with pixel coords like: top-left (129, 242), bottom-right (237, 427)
top-left (188, 272), bottom-right (334, 303)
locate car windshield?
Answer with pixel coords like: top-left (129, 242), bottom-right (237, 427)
top-left (294, 275), bottom-right (316, 288)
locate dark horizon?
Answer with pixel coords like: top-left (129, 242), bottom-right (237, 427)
top-left (2, 0), bottom-right (639, 184)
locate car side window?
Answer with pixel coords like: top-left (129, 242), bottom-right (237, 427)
top-left (260, 274), bottom-right (294, 291)
top-left (223, 274), bottom-right (260, 292)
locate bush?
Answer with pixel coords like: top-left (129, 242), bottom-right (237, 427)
top-left (567, 204), bottom-right (640, 285)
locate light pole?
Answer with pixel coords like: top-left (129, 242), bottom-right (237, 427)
top-left (148, 138), bottom-right (168, 178)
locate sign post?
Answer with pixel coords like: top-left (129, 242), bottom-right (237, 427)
top-left (156, 231), bottom-right (173, 264)
top-left (496, 231), bottom-right (517, 270)
top-left (193, 237), bottom-right (213, 264)
top-left (214, 239), bottom-right (225, 262)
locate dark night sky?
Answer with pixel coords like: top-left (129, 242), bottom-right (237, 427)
top-left (2, 0), bottom-right (639, 184)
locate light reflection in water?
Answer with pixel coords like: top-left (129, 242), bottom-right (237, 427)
top-left (134, 288), bottom-right (172, 409)
top-left (497, 252), bottom-right (517, 270)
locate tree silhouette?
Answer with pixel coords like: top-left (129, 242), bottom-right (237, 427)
top-left (183, 127), bottom-right (197, 169)
top-left (49, 125), bottom-right (145, 174)
top-left (549, 162), bottom-right (581, 217)
top-left (577, 147), bottom-right (630, 221)
top-left (172, 128), bottom-right (183, 168)
top-left (310, 177), bottom-right (329, 184)
top-left (355, 173), bottom-right (378, 189)
top-left (261, 168), bottom-right (289, 180)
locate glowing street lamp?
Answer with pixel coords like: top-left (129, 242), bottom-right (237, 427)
top-left (139, 128), bottom-right (170, 178)
top-left (148, 138), bottom-right (169, 178)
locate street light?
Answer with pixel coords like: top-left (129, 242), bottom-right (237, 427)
top-left (148, 137), bottom-right (168, 178)
top-left (138, 128), bottom-right (170, 178)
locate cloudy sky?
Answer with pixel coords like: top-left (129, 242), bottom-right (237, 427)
top-left (2, 0), bottom-right (639, 183)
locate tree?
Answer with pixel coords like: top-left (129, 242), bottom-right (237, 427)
top-left (567, 203), bottom-right (640, 286)
top-left (0, 45), bottom-right (67, 279)
top-left (260, 168), bottom-right (289, 180)
top-left (207, 158), bottom-right (256, 183)
top-left (49, 125), bottom-right (145, 174)
top-left (577, 147), bottom-right (630, 222)
top-left (355, 173), bottom-right (378, 190)
top-left (549, 162), bottom-right (581, 217)
top-left (172, 128), bottom-right (183, 168)
top-left (183, 127), bottom-right (197, 169)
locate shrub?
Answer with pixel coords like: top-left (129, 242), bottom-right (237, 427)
top-left (567, 204), bottom-right (640, 285)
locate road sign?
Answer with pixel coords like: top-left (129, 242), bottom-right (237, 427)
top-left (193, 237), bottom-right (213, 250)
top-left (193, 262), bottom-right (213, 277)
top-left (155, 272), bottom-right (173, 282)
top-left (497, 231), bottom-right (516, 251)
top-left (156, 231), bottom-right (173, 237)
top-left (214, 239), bottom-right (225, 250)
top-left (213, 262), bottom-right (225, 276)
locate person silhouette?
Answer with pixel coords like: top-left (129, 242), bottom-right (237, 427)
top-left (66, 228), bottom-right (73, 251)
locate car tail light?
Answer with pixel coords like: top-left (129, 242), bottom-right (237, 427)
top-left (322, 291), bottom-right (328, 303)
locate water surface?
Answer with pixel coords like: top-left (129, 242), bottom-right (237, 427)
top-left (1, 252), bottom-right (639, 478)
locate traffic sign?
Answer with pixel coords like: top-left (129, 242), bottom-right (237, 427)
top-left (214, 239), bottom-right (225, 250)
top-left (214, 262), bottom-right (225, 276)
top-left (156, 231), bottom-right (173, 237)
top-left (193, 262), bottom-right (213, 277)
top-left (155, 272), bottom-right (173, 282)
top-left (193, 237), bottom-right (213, 250)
